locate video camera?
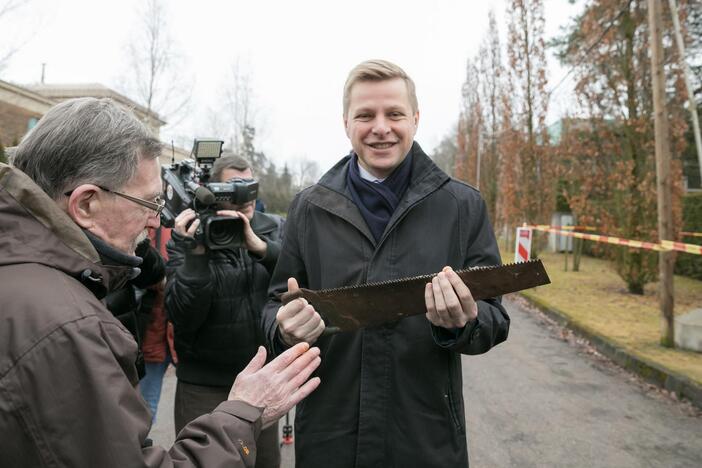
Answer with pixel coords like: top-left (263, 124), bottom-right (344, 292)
top-left (161, 139), bottom-right (259, 250)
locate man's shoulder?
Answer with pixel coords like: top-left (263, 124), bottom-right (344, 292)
top-left (252, 211), bottom-right (285, 234)
top-left (0, 263), bottom-right (124, 376)
top-left (441, 178), bottom-right (483, 201)
top-left (0, 262), bottom-right (112, 330)
top-left (254, 211), bottom-right (284, 224)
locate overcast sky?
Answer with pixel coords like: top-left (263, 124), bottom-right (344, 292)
top-left (1, 0), bottom-right (582, 172)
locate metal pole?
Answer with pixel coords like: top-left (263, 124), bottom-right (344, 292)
top-left (476, 131), bottom-right (482, 190)
top-left (668, 0), bottom-right (702, 185)
top-left (648, 0), bottom-right (675, 347)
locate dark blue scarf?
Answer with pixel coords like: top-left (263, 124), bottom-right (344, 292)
top-left (346, 151), bottom-right (413, 242)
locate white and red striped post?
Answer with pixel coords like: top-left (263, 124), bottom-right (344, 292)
top-left (514, 225), bottom-right (532, 263)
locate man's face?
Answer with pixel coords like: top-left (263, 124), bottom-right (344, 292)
top-left (92, 157), bottom-right (162, 255)
top-left (218, 167), bottom-right (255, 220)
top-left (344, 78), bottom-right (419, 179)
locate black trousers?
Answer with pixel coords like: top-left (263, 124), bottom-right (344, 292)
top-left (174, 379), bottom-right (281, 468)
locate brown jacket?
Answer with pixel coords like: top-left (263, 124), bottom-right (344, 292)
top-left (0, 163), bottom-right (261, 467)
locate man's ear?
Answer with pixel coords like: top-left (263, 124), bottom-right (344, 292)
top-left (343, 115), bottom-right (350, 138)
top-left (65, 185), bottom-right (102, 229)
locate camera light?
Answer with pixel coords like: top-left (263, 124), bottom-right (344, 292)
top-left (193, 140), bottom-right (223, 159)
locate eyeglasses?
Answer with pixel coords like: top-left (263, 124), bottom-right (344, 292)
top-left (64, 185), bottom-right (165, 216)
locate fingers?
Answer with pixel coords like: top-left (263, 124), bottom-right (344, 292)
top-left (276, 278), bottom-right (325, 345)
top-left (277, 299), bottom-right (324, 345)
top-left (285, 304), bottom-right (320, 333)
top-left (277, 349), bottom-right (322, 406)
top-left (425, 267), bottom-right (474, 328)
top-left (276, 297), bottom-right (308, 322)
top-left (267, 342), bottom-right (310, 371)
top-left (436, 272), bottom-right (462, 322)
top-left (235, 211), bottom-right (250, 226)
top-left (425, 282), bottom-right (440, 325)
top-left (287, 376), bottom-right (322, 407)
top-left (174, 209), bottom-right (199, 237)
top-left (279, 348), bottom-right (321, 388)
top-left (310, 320), bottom-right (327, 341)
top-left (239, 346), bottom-right (267, 375)
top-left (288, 277), bottom-right (300, 293)
top-left (444, 267), bottom-right (477, 321)
top-left (215, 210), bottom-right (239, 218)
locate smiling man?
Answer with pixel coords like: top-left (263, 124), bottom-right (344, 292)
top-left (262, 60), bottom-right (510, 467)
top-left (0, 97), bottom-right (321, 467)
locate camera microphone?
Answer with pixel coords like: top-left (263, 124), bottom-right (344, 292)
top-left (194, 186), bottom-right (216, 205)
top-left (185, 180), bottom-right (216, 206)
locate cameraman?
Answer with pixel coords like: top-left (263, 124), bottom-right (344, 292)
top-left (165, 155), bottom-right (284, 468)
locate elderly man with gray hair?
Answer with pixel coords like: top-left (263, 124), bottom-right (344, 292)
top-left (0, 97), bottom-right (321, 467)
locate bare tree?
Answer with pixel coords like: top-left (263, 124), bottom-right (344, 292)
top-left (121, 0), bottom-right (191, 128)
top-left (290, 156), bottom-right (320, 191)
top-left (0, 0), bottom-right (33, 74)
top-left (477, 10), bottom-right (504, 225)
top-left (207, 59), bottom-right (259, 151)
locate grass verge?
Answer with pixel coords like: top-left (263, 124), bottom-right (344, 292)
top-left (507, 249), bottom-right (702, 386)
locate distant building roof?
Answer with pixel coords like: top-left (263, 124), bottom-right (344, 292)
top-left (1, 80), bottom-right (188, 161)
top-left (27, 83), bottom-right (166, 128)
top-left (0, 80), bottom-right (55, 114)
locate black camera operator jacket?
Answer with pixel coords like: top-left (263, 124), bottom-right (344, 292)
top-left (165, 211), bottom-right (284, 387)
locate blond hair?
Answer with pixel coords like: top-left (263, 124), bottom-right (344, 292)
top-left (342, 59), bottom-right (418, 116)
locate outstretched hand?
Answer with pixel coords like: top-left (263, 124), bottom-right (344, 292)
top-left (228, 343), bottom-right (321, 428)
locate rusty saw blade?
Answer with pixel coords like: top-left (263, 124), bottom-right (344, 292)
top-left (279, 259), bottom-right (549, 335)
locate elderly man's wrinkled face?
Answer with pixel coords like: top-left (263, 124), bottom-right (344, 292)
top-left (92, 157), bottom-right (162, 255)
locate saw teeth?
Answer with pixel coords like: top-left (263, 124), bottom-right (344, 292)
top-left (315, 260), bottom-right (542, 294)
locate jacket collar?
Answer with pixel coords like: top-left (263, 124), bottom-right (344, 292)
top-left (311, 142), bottom-right (450, 245)
top-left (250, 211), bottom-right (279, 235)
top-left (0, 163), bottom-right (135, 297)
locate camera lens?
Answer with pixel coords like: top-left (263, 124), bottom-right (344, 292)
top-left (205, 216), bottom-right (244, 250)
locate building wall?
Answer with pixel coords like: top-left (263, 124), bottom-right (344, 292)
top-left (0, 101), bottom-right (42, 146)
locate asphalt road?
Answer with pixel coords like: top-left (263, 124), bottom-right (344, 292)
top-left (150, 296), bottom-right (702, 467)
top-left (464, 296), bottom-right (701, 468)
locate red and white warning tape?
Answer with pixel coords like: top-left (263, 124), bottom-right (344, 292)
top-left (526, 226), bottom-right (702, 256)
top-left (529, 225), bottom-right (597, 232)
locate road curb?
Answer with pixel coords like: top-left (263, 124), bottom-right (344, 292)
top-left (519, 292), bottom-right (702, 410)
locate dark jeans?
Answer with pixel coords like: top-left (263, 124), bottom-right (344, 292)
top-left (174, 380), bottom-right (281, 468)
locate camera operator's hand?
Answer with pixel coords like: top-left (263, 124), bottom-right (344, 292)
top-left (173, 209), bottom-right (205, 254)
top-left (276, 278), bottom-right (326, 346)
top-left (228, 343), bottom-right (321, 428)
top-left (216, 209), bottom-right (267, 257)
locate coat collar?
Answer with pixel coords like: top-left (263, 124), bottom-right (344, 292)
top-left (250, 211), bottom-right (280, 235)
top-left (310, 142), bottom-right (450, 246)
top-left (0, 163), bottom-right (135, 297)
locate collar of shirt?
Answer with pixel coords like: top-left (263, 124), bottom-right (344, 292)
top-left (357, 161), bottom-right (386, 183)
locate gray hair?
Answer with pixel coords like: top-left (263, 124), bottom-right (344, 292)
top-left (12, 98), bottom-right (162, 199)
top-left (212, 153), bottom-right (252, 182)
